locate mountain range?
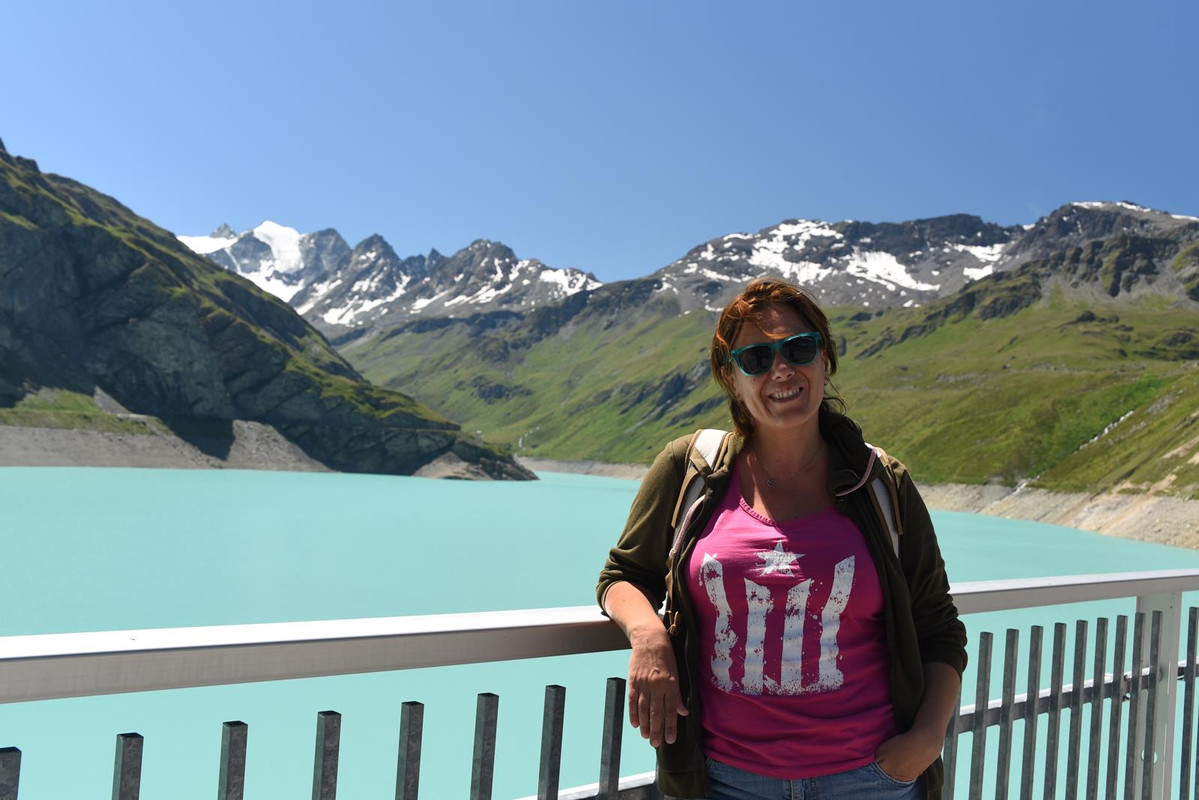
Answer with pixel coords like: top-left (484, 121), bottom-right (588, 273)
top-left (0, 138), bottom-right (531, 479)
top-left (183, 201), bottom-right (1198, 335)
top-left (181, 202), bottom-right (1199, 499)
top-left (179, 225), bottom-right (601, 339)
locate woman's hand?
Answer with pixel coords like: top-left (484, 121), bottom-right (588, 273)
top-left (873, 728), bottom-right (942, 782)
top-left (602, 581), bottom-right (690, 747)
top-left (875, 661), bottom-right (961, 781)
top-left (626, 625), bottom-right (689, 747)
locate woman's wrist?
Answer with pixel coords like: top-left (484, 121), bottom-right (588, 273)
top-left (627, 621), bottom-right (670, 648)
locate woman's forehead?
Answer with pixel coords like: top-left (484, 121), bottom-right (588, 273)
top-left (732, 304), bottom-right (813, 344)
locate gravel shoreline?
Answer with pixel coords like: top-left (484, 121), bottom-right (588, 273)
top-left (0, 422), bottom-right (331, 471)
top-left (518, 457), bottom-right (1199, 550)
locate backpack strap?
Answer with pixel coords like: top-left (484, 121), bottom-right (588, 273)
top-left (669, 429), bottom-right (726, 535)
top-left (834, 443), bottom-right (903, 557)
top-left (663, 428), bottom-right (729, 635)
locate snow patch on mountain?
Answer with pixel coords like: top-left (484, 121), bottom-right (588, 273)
top-left (251, 221), bottom-right (304, 273)
top-left (296, 278), bottom-right (343, 315)
top-left (951, 243), bottom-right (1005, 263)
top-left (845, 250), bottom-right (940, 292)
top-left (256, 273), bottom-right (305, 302)
top-left (539, 266), bottom-right (601, 293)
top-left (177, 231), bottom-right (236, 255)
top-left (412, 291), bottom-right (452, 312)
top-left (774, 220), bottom-right (843, 246)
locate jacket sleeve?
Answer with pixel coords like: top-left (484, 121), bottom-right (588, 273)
top-left (895, 464), bottom-right (969, 676)
top-left (596, 436), bottom-right (690, 613)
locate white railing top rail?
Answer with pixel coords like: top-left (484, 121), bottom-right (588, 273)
top-left (3, 569), bottom-right (1199, 705)
top-left (951, 568), bottom-right (1199, 614)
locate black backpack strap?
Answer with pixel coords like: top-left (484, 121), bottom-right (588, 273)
top-left (663, 429), bottom-right (728, 635)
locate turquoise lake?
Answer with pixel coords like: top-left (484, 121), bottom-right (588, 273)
top-left (2, 467), bottom-right (1198, 798)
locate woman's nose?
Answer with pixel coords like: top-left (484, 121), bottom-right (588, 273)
top-left (769, 350), bottom-right (794, 376)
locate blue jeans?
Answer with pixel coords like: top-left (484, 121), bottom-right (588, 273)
top-left (702, 756), bottom-right (922, 799)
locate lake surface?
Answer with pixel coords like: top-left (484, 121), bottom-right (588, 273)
top-left (2, 467), bottom-right (1198, 798)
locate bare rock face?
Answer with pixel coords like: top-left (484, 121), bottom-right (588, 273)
top-left (0, 143), bottom-right (533, 480)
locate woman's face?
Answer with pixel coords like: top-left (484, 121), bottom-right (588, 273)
top-left (725, 303), bottom-right (828, 437)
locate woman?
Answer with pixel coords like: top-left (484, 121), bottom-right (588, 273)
top-left (597, 278), bottom-right (967, 799)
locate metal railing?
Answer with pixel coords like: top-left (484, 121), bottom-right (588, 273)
top-left (2, 569), bottom-right (1199, 799)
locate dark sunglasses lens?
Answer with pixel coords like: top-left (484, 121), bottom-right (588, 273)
top-left (781, 336), bottom-right (819, 366)
top-left (735, 345), bottom-right (774, 375)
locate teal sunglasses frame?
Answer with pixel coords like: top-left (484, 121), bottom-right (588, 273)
top-left (728, 331), bottom-right (824, 376)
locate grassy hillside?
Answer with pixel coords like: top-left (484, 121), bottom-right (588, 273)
top-left (346, 300), bottom-right (725, 464)
top-left (833, 292), bottom-right (1197, 496)
top-left (345, 273), bottom-right (1198, 498)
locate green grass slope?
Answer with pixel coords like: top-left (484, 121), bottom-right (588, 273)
top-left (345, 269), bottom-right (1198, 497)
top-left (833, 292), bottom-right (1197, 497)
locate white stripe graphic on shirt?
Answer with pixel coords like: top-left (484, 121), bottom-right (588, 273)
top-left (743, 579), bottom-right (773, 694)
top-left (699, 552), bottom-right (736, 691)
top-left (781, 578), bottom-right (811, 694)
top-left (816, 556), bottom-right (855, 691)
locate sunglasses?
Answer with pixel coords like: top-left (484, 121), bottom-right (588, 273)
top-left (728, 332), bottom-right (823, 376)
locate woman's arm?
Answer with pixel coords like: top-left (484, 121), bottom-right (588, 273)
top-left (878, 461), bottom-right (968, 780)
top-left (603, 580), bottom-right (690, 748)
top-left (874, 661), bottom-right (961, 780)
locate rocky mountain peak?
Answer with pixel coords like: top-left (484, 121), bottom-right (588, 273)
top-left (461, 239), bottom-right (519, 266)
top-left (211, 223), bottom-right (236, 238)
top-left (353, 233), bottom-right (394, 254)
top-left (1008, 201), bottom-right (1199, 266)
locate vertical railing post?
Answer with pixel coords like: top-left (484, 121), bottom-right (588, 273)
top-left (598, 677), bottom-right (625, 800)
top-left (217, 721), bottom-right (248, 800)
top-left (112, 733), bottom-right (143, 800)
top-left (1021, 625), bottom-right (1044, 800)
top-left (538, 685), bottom-right (566, 800)
top-left (1046, 624), bottom-right (1068, 800)
top-left (1066, 620), bottom-right (1088, 800)
top-left (1085, 618), bottom-right (1108, 800)
top-left (1107, 615), bottom-right (1128, 800)
top-left (312, 710), bottom-right (341, 800)
top-left (1135, 591), bottom-right (1181, 798)
top-left (471, 693), bottom-right (499, 800)
top-left (396, 701), bottom-right (424, 800)
top-left (0, 748), bottom-right (20, 800)
top-left (1181, 609), bottom-right (1199, 800)
top-left (997, 629), bottom-right (1019, 800)
top-left (969, 632), bottom-right (993, 800)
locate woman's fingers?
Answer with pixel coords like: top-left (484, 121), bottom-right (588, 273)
top-left (625, 628), bottom-right (689, 746)
top-left (627, 676), bottom-right (688, 746)
top-left (662, 690), bottom-right (688, 744)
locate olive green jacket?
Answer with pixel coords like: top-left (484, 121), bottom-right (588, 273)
top-left (597, 411), bottom-right (968, 799)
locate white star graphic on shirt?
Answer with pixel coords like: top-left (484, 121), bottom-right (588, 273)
top-left (757, 541), bottom-right (801, 576)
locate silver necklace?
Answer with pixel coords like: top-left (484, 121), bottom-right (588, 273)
top-left (753, 443), bottom-right (824, 489)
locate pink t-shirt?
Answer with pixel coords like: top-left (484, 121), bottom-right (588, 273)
top-left (684, 465), bottom-right (896, 778)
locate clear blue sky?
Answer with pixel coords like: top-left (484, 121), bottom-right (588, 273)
top-left (4, 0), bottom-right (1196, 282)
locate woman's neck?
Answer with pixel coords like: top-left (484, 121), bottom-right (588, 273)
top-left (750, 424), bottom-right (825, 474)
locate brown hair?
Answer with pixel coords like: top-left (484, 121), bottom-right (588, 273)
top-left (709, 278), bottom-right (843, 436)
